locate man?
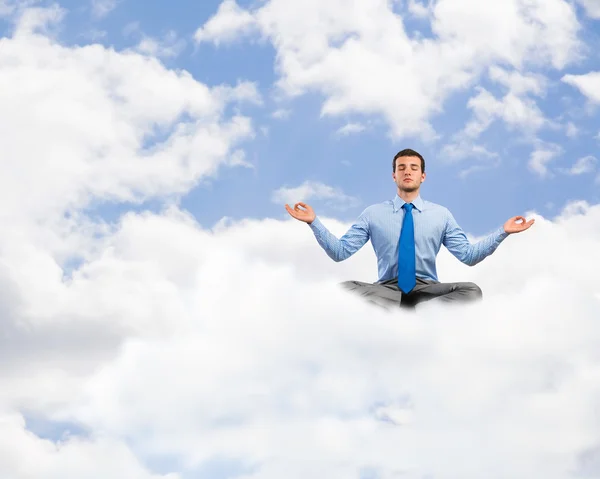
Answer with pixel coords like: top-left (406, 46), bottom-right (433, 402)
top-left (284, 149), bottom-right (535, 310)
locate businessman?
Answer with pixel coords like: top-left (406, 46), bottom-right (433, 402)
top-left (285, 149), bottom-right (535, 310)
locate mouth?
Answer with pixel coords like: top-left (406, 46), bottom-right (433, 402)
top-left (403, 178), bottom-right (412, 182)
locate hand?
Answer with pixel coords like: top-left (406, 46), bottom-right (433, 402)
top-left (503, 215), bottom-right (535, 234)
top-left (285, 202), bottom-right (316, 224)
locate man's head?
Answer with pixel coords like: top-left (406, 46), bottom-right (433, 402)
top-left (392, 148), bottom-right (426, 193)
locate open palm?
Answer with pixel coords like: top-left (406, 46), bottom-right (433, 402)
top-left (285, 202), bottom-right (316, 224)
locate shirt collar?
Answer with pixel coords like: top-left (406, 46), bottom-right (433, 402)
top-left (393, 194), bottom-right (424, 213)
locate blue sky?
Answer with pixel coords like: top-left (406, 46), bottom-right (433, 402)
top-left (4, 0), bottom-right (598, 237)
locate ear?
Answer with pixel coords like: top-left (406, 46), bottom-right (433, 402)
top-left (421, 172), bottom-right (426, 182)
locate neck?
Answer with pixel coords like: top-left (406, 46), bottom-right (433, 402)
top-left (397, 188), bottom-right (420, 203)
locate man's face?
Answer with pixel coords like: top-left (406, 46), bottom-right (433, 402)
top-left (393, 156), bottom-right (425, 192)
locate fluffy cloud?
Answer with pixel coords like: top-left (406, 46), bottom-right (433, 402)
top-left (0, 0), bottom-right (13, 16)
top-left (195, 0), bottom-right (581, 140)
top-left (0, 414), bottom-right (177, 479)
top-left (560, 155), bottom-right (597, 175)
top-left (336, 122), bottom-right (367, 136)
top-left (91, 0), bottom-right (117, 19)
top-left (563, 72), bottom-right (600, 104)
top-left (194, 0), bottom-right (258, 46)
top-left (5, 197), bottom-right (600, 478)
top-left (442, 66), bottom-right (551, 166)
top-left (124, 23), bottom-right (188, 59)
top-left (272, 180), bottom-right (360, 209)
top-left (0, 6), bottom-right (259, 473)
top-left (467, 68), bottom-right (548, 134)
top-left (577, 0), bottom-right (600, 19)
top-left (439, 66), bottom-right (550, 162)
top-left (0, 4), bottom-right (259, 267)
top-left (529, 142), bottom-right (563, 176)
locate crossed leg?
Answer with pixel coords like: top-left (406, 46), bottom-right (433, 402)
top-left (401, 277), bottom-right (482, 307)
top-left (340, 277), bottom-right (482, 311)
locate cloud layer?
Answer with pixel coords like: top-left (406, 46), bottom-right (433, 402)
top-left (4, 193), bottom-right (600, 478)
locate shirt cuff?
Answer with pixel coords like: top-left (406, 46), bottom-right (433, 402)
top-left (308, 216), bottom-right (325, 234)
top-left (495, 226), bottom-right (509, 242)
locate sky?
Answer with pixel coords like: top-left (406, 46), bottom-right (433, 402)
top-left (1, 0), bottom-right (600, 478)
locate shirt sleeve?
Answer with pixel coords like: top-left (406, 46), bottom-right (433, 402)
top-left (442, 210), bottom-right (509, 266)
top-left (307, 210), bottom-right (371, 262)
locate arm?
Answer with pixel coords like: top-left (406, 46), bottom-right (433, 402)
top-left (442, 210), bottom-right (508, 266)
top-left (285, 202), bottom-right (370, 262)
top-left (308, 212), bottom-right (370, 262)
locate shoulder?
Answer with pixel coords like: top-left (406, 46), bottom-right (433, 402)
top-left (421, 199), bottom-right (450, 215)
top-left (420, 200), bottom-right (453, 230)
top-left (354, 200), bottom-right (393, 223)
top-left (363, 200), bottom-right (394, 214)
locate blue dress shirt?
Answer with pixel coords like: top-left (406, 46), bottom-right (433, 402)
top-left (308, 194), bottom-right (509, 283)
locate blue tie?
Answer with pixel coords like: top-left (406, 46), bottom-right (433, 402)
top-left (398, 203), bottom-right (416, 294)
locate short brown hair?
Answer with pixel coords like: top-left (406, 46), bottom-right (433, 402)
top-left (393, 149), bottom-right (425, 173)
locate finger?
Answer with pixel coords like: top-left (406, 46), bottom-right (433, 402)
top-left (522, 220), bottom-right (534, 230)
top-left (285, 205), bottom-right (298, 217)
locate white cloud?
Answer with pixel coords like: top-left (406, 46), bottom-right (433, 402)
top-left (134, 31), bottom-right (187, 59)
top-left (561, 155), bottom-right (597, 175)
top-left (0, 0), bottom-right (40, 17)
top-left (4, 197), bottom-right (600, 478)
top-left (529, 142), bottom-right (563, 177)
top-left (563, 72), bottom-right (600, 104)
top-left (12, 3), bottom-right (64, 36)
top-left (271, 108), bottom-right (291, 119)
top-left (336, 122), bottom-right (366, 136)
top-left (488, 65), bottom-right (547, 96)
top-left (0, 414), bottom-right (178, 479)
top-left (442, 68), bottom-right (548, 162)
top-left (195, 0), bottom-right (581, 139)
top-left (466, 69), bottom-right (547, 136)
top-left (0, 3), bottom-right (260, 379)
top-left (566, 121), bottom-right (580, 138)
top-left (0, 0), bottom-right (14, 16)
top-left (577, 0), bottom-right (600, 18)
top-left (407, 0), bottom-right (432, 18)
top-left (122, 23), bottom-right (188, 59)
top-left (0, 10), bottom-right (262, 475)
top-left (91, 0), bottom-right (117, 19)
top-left (440, 140), bottom-right (498, 162)
top-left (0, 7), bottom-right (259, 230)
top-left (194, 0), bottom-right (257, 46)
top-left (271, 180), bottom-right (360, 209)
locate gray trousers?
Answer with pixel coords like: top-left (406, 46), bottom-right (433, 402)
top-left (340, 277), bottom-right (483, 311)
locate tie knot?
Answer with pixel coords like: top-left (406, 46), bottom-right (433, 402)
top-left (403, 203), bottom-right (414, 212)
